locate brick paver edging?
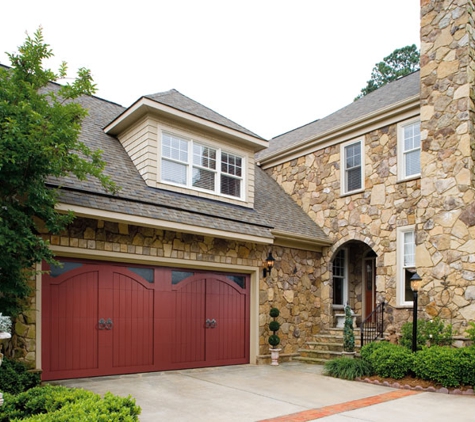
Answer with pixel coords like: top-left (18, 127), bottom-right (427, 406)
top-left (258, 389), bottom-right (420, 422)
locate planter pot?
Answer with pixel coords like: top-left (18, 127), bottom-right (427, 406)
top-left (341, 351), bottom-right (356, 358)
top-left (269, 348), bottom-right (281, 366)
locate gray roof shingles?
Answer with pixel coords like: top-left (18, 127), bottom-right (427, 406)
top-left (256, 71), bottom-right (420, 161)
top-left (52, 89), bottom-right (328, 244)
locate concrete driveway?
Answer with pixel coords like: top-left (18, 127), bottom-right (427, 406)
top-left (53, 362), bottom-right (474, 422)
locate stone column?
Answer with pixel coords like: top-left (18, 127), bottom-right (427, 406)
top-left (419, 0), bottom-right (475, 330)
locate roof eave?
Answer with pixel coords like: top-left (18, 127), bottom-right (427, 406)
top-left (259, 94), bottom-right (420, 169)
top-left (104, 97), bottom-right (269, 152)
top-left (271, 229), bottom-right (332, 252)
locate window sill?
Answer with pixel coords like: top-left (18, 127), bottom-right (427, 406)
top-left (339, 188), bottom-right (364, 198)
top-left (397, 175), bottom-right (421, 184)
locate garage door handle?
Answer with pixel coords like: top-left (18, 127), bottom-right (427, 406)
top-left (210, 319), bottom-right (217, 328)
top-left (105, 318), bottom-right (113, 330)
top-left (98, 318), bottom-right (106, 330)
top-left (205, 319), bottom-right (211, 328)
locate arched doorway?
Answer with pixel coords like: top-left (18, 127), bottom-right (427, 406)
top-left (331, 241), bottom-right (377, 327)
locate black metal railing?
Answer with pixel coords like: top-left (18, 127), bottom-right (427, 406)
top-left (360, 301), bottom-right (386, 348)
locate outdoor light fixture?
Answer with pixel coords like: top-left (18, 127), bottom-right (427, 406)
top-left (410, 272), bottom-right (422, 352)
top-left (263, 252), bottom-right (275, 277)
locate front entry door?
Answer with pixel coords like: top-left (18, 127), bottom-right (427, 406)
top-left (364, 257), bottom-right (376, 320)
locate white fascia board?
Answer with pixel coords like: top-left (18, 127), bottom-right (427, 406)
top-left (104, 97), bottom-right (269, 152)
top-left (55, 203), bottom-right (274, 245)
top-left (260, 96), bottom-right (420, 169)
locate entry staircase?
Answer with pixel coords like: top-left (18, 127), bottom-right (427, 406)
top-left (295, 328), bottom-right (362, 365)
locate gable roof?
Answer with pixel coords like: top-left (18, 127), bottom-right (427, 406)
top-left (50, 91), bottom-right (329, 248)
top-left (145, 89), bottom-right (264, 140)
top-left (256, 71), bottom-right (420, 163)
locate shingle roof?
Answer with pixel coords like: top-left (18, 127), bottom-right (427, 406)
top-left (256, 71), bottom-right (420, 161)
top-left (51, 91), bottom-right (328, 245)
top-left (145, 89), bottom-right (264, 139)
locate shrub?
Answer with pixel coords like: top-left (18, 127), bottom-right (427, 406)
top-left (413, 346), bottom-right (475, 388)
top-left (268, 335), bottom-right (280, 347)
top-left (269, 308), bottom-right (280, 318)
top-left (360, 341), bottom-right (390, 363)
top-left (343, 305), bottom-right (355, 353)
top-left (366, 343), bottom-right (413, 379)
top-left (400, 317), bottom-right (453, 350)
top-left (0, 358), bottom-right (41, 395)
top-left (323, 358), bottom-right (372, 380)
top-left (0, 384), bottom-right (141, 422)
top-left (466, 321), bottom-right (475, 343)
top-left (269, 321), bottom-right (280, 332)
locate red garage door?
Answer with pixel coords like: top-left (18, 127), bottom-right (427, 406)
top-left (42, 260), bottom-right (250, 380)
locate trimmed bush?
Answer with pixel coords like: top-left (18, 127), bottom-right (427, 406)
top-left (269, 321), bottom-right (280, 332)
top-left (268, 334), bottom-right (280, 347)
top-left (0, 358), bottom-right (41, 395)
top-left (323, 358), bottom-right (372, 380)
top-left (413, 346), bottom-right (475, 388)
top-left (400, 317), bottom-right (453, 350)
top-left (365, 342), bottom-right (413, 379)
top-left (360, 340), bottom-right (392, 363)
top-left (0, 384), bottom-right (141, 422)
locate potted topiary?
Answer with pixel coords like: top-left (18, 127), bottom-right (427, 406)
top-left (342, 304), bottom-right (356, 358)
top-left (268, 307), bottom-right (281, 365)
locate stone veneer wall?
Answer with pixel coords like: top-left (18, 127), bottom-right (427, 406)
top-left (13, 217), bottom-right (322, 366)
top-left (419, 0), bottom-right (475, 333)
top-left (267, 124), bottom-right (421, 331)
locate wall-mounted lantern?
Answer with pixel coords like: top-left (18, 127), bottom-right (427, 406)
top-left (263, 252), bottom-right (275, 277)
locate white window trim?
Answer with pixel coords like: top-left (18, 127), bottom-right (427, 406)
top-left (332, 248), bottom-right (349, 309)
top-left (160, 131), bottom-right (245, 201)
top-left (340, 138), bottom-right (364, 196)
top-left (397, 225), bottom-right (416, 307)
top-left (397, 117), bottom-right (421, 181)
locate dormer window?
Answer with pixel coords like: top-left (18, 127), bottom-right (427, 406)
top-left (161, 132), bottom-right (243, 199)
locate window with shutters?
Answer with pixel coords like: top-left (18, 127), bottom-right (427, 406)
top-left (398, 118), bottom-right (421, 180)
top-left (161, 132), bottom-right (244, 199)
top-left (341, 138), bottom-right (364, 194)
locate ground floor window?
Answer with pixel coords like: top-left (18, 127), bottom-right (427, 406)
top-left (332, 249), bottom-right (347, 305)
top-left (397, 226), bottom-right (416, 306)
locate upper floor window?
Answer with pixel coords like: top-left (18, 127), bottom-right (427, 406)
top-left (341, 139), bottom-right (363, 194)
top-left (398, 119), bottom-right (420, 180)
top-left (161, 132), bottom-right (243, 199)
top-left (397, 226), bottom-right (416, 306)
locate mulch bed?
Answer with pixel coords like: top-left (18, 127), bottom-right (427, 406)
top-left (357, 375), bottom-right (475, 395)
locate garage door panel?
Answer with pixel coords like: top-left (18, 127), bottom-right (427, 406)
top-left (111, 272), bottom-right (155, 368)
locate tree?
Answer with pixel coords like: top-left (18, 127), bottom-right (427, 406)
top-left (0, 28), bottom-right (117, 316)
top-left (355, 44), bottom-right (420, 100)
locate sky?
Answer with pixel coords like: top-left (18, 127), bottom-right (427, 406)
top-left (1, 1), bottom-right (420, 139)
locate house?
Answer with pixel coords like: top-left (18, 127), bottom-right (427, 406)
top-left (8, 0), bottom-right (475, 380)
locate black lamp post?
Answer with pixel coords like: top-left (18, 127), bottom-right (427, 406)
top-left (410, 272), bottom-right (422, 352)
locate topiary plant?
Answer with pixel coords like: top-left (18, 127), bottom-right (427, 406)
top-left (343, 304), bottom-right (355, 353)
top-left (268, 308), bottom-right (281, 349)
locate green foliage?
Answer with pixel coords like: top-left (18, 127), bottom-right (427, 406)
top-left (343, 305), bottom-right (355, 352)
top-left (466, 321), bottom-right (475, 343)
top-left (269, 320), bottom-right (280, 332)
top-left (268, 334), bottom-right (280, 347)
top-left (323, 358), bottom-right (372, 381)
top-left (0, 384), bottom-right (141, 421)
top-left (355, 44), bottom-right (420, 100)
top-left (0, 358), bottom-right (41, 395)
top-left (0, 28), bottom-right (118, 316)
top-left (360, 341), bottom-right (387, 362)
top-left (364, 342), bottom-right (413, 379)
top-left (400, 317), bottom-right (453, 350)
top-left (412, 346), bottom-right (475, 388)
top-left (268, 307), bottom-right (280, 347)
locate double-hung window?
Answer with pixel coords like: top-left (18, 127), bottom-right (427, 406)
top-left (161, 132), bottom-right (243, 199)
top-left (398, 226), bottom-right (416, 306)
top-left (332, 249), bottom-right (347, 306)
top-left (399, 119), bottom-right (421, 179)
top-left (341, 139), bottom-right (363, 194)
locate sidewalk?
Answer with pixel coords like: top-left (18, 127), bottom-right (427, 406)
top-left (54, 362), bottom-right (474, 421)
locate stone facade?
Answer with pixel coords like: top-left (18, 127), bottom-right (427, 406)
top-left (267, 125), bottom-right (421, 331)
top-left (419, 0), bottom-right (475, 330)
top-left (10, 217), bottom-right (323, 365)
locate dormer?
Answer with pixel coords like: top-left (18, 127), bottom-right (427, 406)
top-left (104, 90), bottom-right (268, 208)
